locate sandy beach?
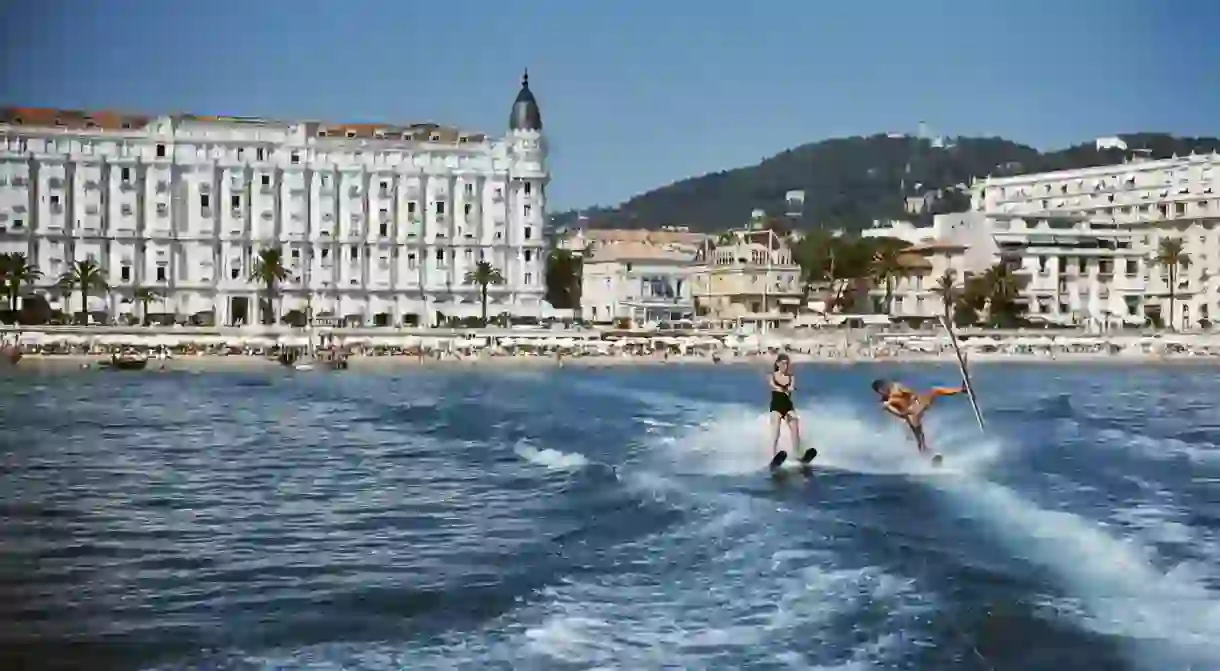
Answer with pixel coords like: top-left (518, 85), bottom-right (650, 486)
top-left (7, 350), bottom-right (1215, 373)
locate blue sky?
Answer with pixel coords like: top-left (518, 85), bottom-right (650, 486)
top-left (3, 0), bottom-right (1218, 211)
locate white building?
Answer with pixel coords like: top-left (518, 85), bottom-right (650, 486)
top-left (0, 72), bottom-right (549, 327)
top-left (867, 152), bottom-right (1220, 328)
top-left (580, 241), bottom-right (696, 325)
top-left (971, 152), bottom-right (1220, 329)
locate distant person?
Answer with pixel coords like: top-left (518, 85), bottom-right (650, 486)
top-left (871, 379), bottom-right (965, 456)
top-left (768, 353), bottom-right (801, 457)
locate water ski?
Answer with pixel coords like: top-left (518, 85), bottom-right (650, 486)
top-left (769, 448), bottom-right (818, 471)
top-left (769, 451), bottom-right (789, 470)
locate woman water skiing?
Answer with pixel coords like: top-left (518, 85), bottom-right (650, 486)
top-left (768, 353), bottom-right (802, 459)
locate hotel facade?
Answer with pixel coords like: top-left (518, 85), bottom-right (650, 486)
top-left (971, 152), bottom-right (1220, 329)
top-left (867, 151), bottom-right (1220, 329)
top-left (0, 73), bottom-right (550, 327)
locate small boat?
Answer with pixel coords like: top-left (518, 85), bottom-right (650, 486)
top-left (101, 353), bottom-right (149, 371)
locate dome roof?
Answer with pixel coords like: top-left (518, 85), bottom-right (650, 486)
top-left (509, 70), bottom-right (542, 132)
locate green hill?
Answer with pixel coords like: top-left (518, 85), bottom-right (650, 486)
top-left (552, 133), bottom-right (1220, 233)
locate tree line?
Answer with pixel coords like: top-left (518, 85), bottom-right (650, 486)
top-left (551, 133), bottom-right (1220, 233)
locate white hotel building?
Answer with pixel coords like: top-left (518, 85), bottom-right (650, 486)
top-left (871, 151), bottom-right (1220, 329)
top-left (0, 72), bottom-right (549, 327)
top-left (971, 151), bottom-right (1220, 329)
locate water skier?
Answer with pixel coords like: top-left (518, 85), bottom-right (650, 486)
top-left (768, 353), bottom-right (802, 458)
top-left (871, 379), bottom-right (965, 456)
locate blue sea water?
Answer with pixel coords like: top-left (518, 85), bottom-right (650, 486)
top-left (2, 363), bottom-right (1220, 671)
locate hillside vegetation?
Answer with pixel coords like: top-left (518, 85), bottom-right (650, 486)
top-left (552, 133), bottom-right (1220, 233)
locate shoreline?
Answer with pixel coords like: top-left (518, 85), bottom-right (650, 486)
top-left (6, 352), bottom-right (1217, 372)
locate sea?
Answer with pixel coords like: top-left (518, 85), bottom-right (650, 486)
top-left (2, 363), bottom-right (1219, 671)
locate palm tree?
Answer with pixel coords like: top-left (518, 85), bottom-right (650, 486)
top-left (870, 242), bottom-right (908, 314)
top-left (0, 252), bottom-right (42, 311)
top-left (249, 248), bottom-right (291, 325)
top-left (133, 287), bottom-right (165, 325)
top-left (464, 261), bottom-right (505, 325)
top-left (57, 259), bottom-right (109, 324)
top-left (933, 269), bottom-right (957, 323)
top-left (981, 263), bottom-right (1020, 322)
top-left (1151, 237), bottom-right (1190, 330)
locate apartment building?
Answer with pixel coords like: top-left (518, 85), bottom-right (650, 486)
top-left (557, 227), bottom-right (708, 259)
top-left (580, 241), bottom-right (696, 325)
top-left (0, 72), bottom-right (549, 326)
top-left (971, 152), bottom-right (1220, 328)
top-left (689, 225), bottom-right (802, 325)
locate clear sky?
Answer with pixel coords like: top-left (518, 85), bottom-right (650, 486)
top-left (3, 0), bottom-right (1218, 211)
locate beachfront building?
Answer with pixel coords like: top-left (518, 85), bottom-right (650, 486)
top-left (557, 227), bottom-right (707, 259)
top-left (689, 224), bottom-right (802, 329)
top-left (579, 241), bottom-right (696, 325)
top-left (0, 72), bottom-right (549, 327)
top-left (971, 152), bottom-right (1220, 329)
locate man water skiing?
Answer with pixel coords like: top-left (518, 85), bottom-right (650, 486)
top-left (871, 379), bottom-right (965, 457)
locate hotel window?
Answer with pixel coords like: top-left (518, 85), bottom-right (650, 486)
top-left (465, 183), bottom-right (474, 196)
top-left (156, 144), bottom-right (166, 158)
top-left (464, 249), bottom-right (472, 260)
top-left (435, 202), bottom-right (445, 215)
top-left (524, 250), bottom-right (532, 262)
top-left (524, 227), bottom-right (532, 240)
top-left (524, 205), bottom-right (531, 218)
top-left (524, 272), bottom-right (533, 285)
top-left (407, 253), bottom-right (417, 269)
top-left (120, 266), bottom-right (131, 282)
top-left (155, 267), bottom-right (166, 282)
top-left (256, 148), bottom-right (266, 161)
top-left (524, 182), bottom-right (532, 195)
top-left (261, 174), bottom-right (271, 187)
top-left (200, 194), bottom-right (210, 209)
top-left (379, 223), bottom-right (388, 237)
top-left (435, 249), bottom-right (444, 262)
top-left (350, 247), bottom-right (359, 260)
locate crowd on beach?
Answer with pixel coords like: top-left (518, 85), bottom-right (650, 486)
top-left (4, 326), bottom-right (1220, 370)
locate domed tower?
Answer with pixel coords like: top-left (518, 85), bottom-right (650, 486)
top-left (509, 69), bottom-right (543, 133)
top-left (505, 69), bottom-right (549, 315)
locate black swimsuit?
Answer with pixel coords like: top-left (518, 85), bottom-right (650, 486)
top-left (770, 374), bottom-right (795, 417)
